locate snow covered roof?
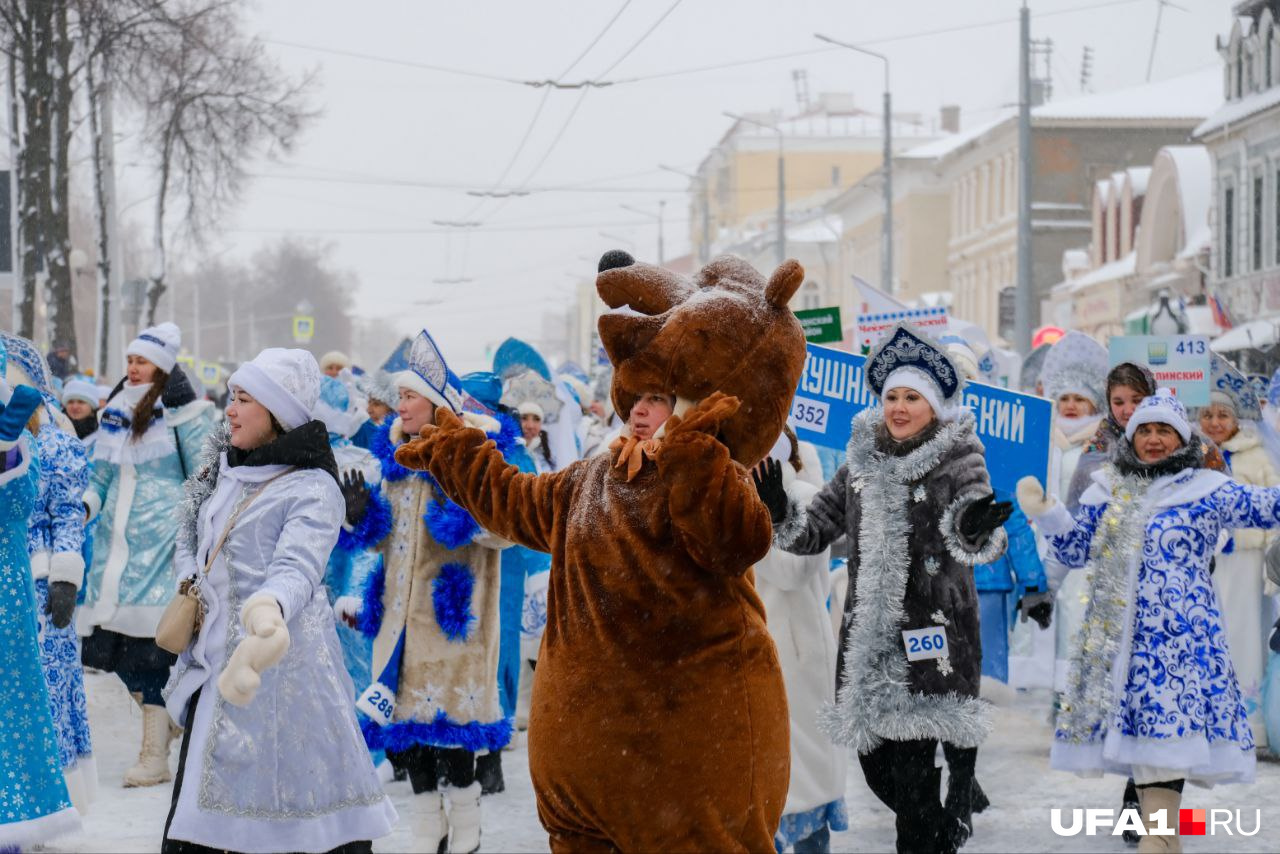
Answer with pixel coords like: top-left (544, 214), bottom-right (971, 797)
top-left (1064, 251), bottom-right (1137, 292)
top-left (1033, 66), bottom-right (1222, 123)
top-left (898, 111), bottom-right (1015, 160)
top-left (1124, 167), bottom-right (1152, 196)
top-left (787, 215), bottom-right (842, 244)
top-left (1194, 84), bottom-right (1280, 138)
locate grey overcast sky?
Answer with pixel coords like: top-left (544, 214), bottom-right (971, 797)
top-left (143, 0), bottom-right (1237, 371)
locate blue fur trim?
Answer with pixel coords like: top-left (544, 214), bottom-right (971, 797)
top-left (337, 485), bottom-right (393, 552)
top-left (370, 421), bottom-right (425, 484)
top-left (432, 562), bottom-right (476, 641)
top-left (360, 709), bottom-right (513, 753)
top-left (357, 557), bottom-right (386, 640)
top-left (492, 412), bottom-right (522, 458)
top-left (424, 496), bottom-right (480, 550)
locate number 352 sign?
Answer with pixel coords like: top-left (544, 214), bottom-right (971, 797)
top-left (789, 343), bottom-right (1053, 495)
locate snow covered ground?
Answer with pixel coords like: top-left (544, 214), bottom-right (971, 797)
top-left (46, 671), bottom-right (1280, 852)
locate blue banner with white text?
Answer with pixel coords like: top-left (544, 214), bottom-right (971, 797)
top-left (790, 343), bottom-right (1053, 492)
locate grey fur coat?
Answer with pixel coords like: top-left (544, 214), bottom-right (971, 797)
top-left (775, 409), bottom-right (1005, 754)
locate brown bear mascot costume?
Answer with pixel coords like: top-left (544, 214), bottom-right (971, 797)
top-left (394, 250), bottom-right (808, 851)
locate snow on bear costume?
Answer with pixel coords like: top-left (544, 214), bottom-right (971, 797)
top-left (394, 251), bottom-right (806, 852)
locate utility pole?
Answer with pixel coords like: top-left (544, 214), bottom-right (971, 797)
top-left (658, 199), bottom-right (666, 267)
top-left (96, 69), bottom-right (124, 380)
top-left (192, 275), bottom-right (201, 363)
top-left (1015, 2), bottom-right (1034, 355)
top-left (813, 34), bottom-right (892, 292)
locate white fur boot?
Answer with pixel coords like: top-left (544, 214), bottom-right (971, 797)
top-left (447, 781), bottom-right (482, 853)
top-left (414, 791), bottom-right (449, 854)
top-left (123, 704), bottom-right (174, 787)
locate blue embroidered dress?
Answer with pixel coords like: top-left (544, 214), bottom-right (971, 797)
top-left (0, 436), bottom-right (80, 847)
top-left (1041, 463), bottom-right (1280, 785)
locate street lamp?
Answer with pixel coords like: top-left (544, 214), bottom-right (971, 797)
top-left (723, 111), bottom-right (786, 265)
top-left (620, 202), bottom-right (666, 266)
top-left (815, 33), bottom-right (893, 295)
top-left (661, 164), bottom-right (712, 263)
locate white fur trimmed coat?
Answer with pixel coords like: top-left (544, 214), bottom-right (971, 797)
top-left (755, 473), bottom-right (846, 820)
top-left (775, 409), bottom-right (1005, 754)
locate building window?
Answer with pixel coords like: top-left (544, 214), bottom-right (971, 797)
top-left (1268, 35), bottom-right (1274, 87)
top-left (1275, 169), bottom-right (1280, 265)
top-left (1238, 51), bottom-right (1244, 98)
top-left (1225, 184), bottom-right (1235, 277)
top-left (1254, 173), bottom-right (1265, 271)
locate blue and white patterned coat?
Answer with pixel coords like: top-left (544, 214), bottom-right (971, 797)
top-left (25, 409), bottom-right (94, 799)
top-left (1040, 457), bottom-right (1280, 785)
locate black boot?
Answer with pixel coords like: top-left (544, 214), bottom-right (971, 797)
top-left (941, 744), bottom-right (979, 848)
top-left (475, 750), bottom-right (504, 795)
top-left (1121, 777), bottom-right (1140, 846)
top-left (894, 764), bottom-right (949, 854)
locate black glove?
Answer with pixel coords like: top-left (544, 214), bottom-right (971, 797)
top-left (161, 366), bottom-right (197, 408)
top-left (751, 458), bottom-right (788, 525)
top-left (958, 493), bottom-right (1013, 539)
top-left (341, 470), bottom-right (370, 527)
top-left (45, 580), bottom-right (77, 629)
top-left (1270, 617), bottom-right (1280, 654)
top-left (1016, 588), bottom-right (1054, 630)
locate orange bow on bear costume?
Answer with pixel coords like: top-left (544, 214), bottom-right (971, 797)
top-left (395, 251), bottom-right (808, 852)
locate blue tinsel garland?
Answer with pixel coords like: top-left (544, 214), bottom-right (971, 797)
top-left (360, 709), bottom-right (513, 754)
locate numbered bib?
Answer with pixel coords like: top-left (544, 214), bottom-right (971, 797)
top-left (356, 681), bottom-right (397, 726)
top-left (902, 626), bottom-right (949, 662)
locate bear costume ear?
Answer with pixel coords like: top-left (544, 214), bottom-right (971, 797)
top-left (765, 259), bottom-right (805, 309)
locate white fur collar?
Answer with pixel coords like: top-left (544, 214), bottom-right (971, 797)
top-left (1081, 465), bottom-right (1229, 509)
top-left (1222, 421), bottom-right (1261, 454)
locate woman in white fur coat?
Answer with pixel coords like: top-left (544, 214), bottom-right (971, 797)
top-left (752, 427), bottom-right (847, 854)
top-left (1199, 354), bottom-right (1280, 751)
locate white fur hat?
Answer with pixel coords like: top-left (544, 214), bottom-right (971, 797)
top-left (1042, 331), bottom-right (1107, 410)
top-left (127, 322), bottom-right (181, 374)
top-left (517, 401), bottom-right (545, 420)
top-left (228, 348), bottom-right (322, 431)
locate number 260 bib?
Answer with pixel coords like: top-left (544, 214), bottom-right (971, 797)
top-left (901, 626), bottom-right (949, 662)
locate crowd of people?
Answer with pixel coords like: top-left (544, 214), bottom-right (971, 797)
top-left (2, 249), bottom-right (1279, 854)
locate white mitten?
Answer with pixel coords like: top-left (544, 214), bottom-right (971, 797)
top-left (218, 594), bottom-right (290, 707)
top-left (334, 595), bottom-right (361, 628)
top-left (1015, 475), bottom-right (1055, 519)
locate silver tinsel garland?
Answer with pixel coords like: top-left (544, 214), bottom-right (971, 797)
top-left (1055, 466), bottom-right (1153, 745)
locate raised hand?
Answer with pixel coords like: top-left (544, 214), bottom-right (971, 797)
top-left (394, 406), bottom-right (469, 471)
top-left (751, 458), bottom-right (788, 525)
top-left (341, 470), bottom-right (370, 527)
top-left (663, 391), bottom-right (740, 439)
top-left (958, 493), bottom-right (1013, 539)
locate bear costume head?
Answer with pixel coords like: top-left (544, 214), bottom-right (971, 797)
top-left (595, 250), bottom-right (807, 467)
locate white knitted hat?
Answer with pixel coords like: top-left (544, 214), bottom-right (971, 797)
top-left (228, 348), bottom-right (322, 431)
top-left (126, 322), bottom-right (181, 374)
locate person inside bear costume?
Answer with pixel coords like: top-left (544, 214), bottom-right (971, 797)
top-left (393, 250), bottom-right (807, 851)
